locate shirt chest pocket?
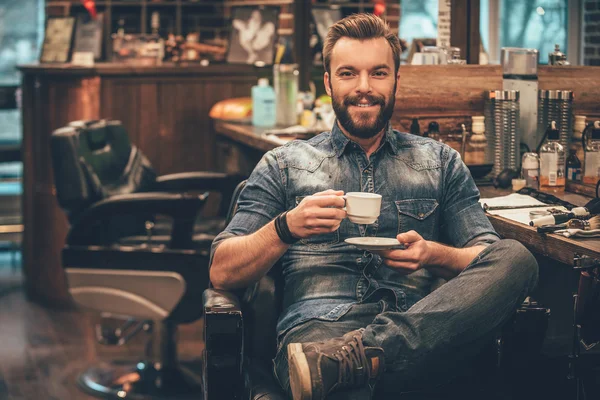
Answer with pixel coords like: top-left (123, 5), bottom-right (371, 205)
top-left (395, 199), bottom-right (439, 240)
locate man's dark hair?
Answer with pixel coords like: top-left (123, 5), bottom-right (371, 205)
top-left (323, 13), bottom-right (401, 74)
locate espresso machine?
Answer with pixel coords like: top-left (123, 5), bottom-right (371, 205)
top-left (502, 48), bottom-right (539, 159)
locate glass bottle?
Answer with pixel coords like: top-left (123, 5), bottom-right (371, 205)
top-left (582, 121), bottom-right (600, 185)
top-left (566, 148), bottom-right (582, 182)
top-left (273, 64), bottom-right (299, 126)
top-left (465, 116), bottom-right (487, 165)
top-left (252, 78), bottom-right (276, 128)
top-left (426, 121), bottom-right (442, 142)
top-left (573, 115), bottom-right (586, 169)
top-left (521, 152), bottom-right (540, 189)
top-left (539, 122), bottom-right (566, 192)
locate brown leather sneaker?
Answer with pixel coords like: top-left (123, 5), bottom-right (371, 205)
top-left (287, 329), bottom-right (384, 400)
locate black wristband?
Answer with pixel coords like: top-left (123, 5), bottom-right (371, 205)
top-left (275, 211), bottom-right (299, 245)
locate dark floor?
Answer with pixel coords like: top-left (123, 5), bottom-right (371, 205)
top-left (0, 261), bottom-right (205, 400)
top-left (2, 256), bottom-right (600, 400)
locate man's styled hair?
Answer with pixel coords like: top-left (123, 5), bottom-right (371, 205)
top-left (323, 13), bottom-right (401, 74)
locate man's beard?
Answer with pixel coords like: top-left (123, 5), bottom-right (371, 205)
top-left (331, 83), bottom-right (396, 139)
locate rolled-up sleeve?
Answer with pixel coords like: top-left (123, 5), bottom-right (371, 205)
top-left (210, 149), bottom-right (286, 265)
top-left (439, 148), bottom-right (500, 248)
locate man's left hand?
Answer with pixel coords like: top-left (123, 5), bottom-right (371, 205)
top-left (374, 230), bottom-right (433, 275)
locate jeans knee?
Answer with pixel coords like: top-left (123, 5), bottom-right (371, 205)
top-left (496, 239), bottom-right (539, 287)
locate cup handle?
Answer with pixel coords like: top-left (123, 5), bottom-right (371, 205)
top-left (342, 195), bottom-right (347, 210)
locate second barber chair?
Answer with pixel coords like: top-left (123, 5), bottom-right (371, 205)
top-left (51, 119), bottom-right (243, 399)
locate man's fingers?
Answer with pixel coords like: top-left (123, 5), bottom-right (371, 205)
top-left (396, 230), bottom-right (423, 244)
top-left (306, 194), bottom-right (346, 208)
top-left (313, 189), bottom-right (344, 197)
top-left (310, 207), bottom-right (346, 220)
top-left (306, 218), bottom-right (343, 229)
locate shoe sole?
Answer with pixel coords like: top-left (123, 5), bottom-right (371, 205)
top-left (288, 343), bottom-right (313, 400)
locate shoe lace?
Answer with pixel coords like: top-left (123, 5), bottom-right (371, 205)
top-left (334, 334), bottom-right (370, 387)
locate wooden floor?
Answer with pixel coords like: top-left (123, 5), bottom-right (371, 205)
top-left (0, 271), bottom-right (204, 400)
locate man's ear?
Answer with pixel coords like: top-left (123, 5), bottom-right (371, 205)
top-left (395, 71), bottom-right (401, 96)
top-left (324, 72), bottom-right (332, 97)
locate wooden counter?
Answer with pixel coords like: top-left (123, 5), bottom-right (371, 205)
top-left (214, 121), bottom-right (600, 266)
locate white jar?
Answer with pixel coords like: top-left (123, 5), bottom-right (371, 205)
top-left (472, 116), bottom-right (485, 134)
top-left (574, 115), bottom-right (586, 140)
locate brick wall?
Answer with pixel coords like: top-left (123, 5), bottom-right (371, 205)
top-left (584, 0), bottom-right (600, 66)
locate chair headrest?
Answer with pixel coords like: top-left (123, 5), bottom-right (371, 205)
top-left (51, 120), bottom-right (156, 219)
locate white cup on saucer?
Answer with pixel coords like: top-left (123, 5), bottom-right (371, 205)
top-left (344, 192), bottom-right (382, 224)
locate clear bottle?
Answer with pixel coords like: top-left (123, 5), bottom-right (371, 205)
top-left (252, 78), bottom-right (276, 128)
top-left (521, 152), bottom-right (540, 189)
top-left (465, 116), bottom-right (487, 165)
top-left (582, 121), bottom-right (600, 185)
top-left (273, 64), bottom-right (299, 126)
top-left (539, 121), bottom-right (566, 192)
top-left (566, 148), bottom-right (582, 182)
top-left (573, 115), bottom-right (586, 169)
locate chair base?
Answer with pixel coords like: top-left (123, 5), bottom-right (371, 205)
top-left (77, 361), bottom-right (202, 399)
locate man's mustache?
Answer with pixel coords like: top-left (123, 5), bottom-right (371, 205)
top-left (343, 94), bottom-right (385, 107)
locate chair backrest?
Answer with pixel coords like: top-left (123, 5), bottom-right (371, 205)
top-left (223, 180), bottom-right (284, 364)
top-left (51, 119), bottom-right (156, 221)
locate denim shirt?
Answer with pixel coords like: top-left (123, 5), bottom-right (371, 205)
top-left (211, 122), bottom-right (499, 342)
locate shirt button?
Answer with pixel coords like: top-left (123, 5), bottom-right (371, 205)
top-left (418, 212), bottom-right (425, 218)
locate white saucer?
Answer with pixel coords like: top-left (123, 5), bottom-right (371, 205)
top-left (345, 237), bottom-right (405, 251)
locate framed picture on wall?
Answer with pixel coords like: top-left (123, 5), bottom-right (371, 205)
top-left (40, 16), bottom-right (76, 63)
top-left (226, 6), bottom-right (279, 65)
top-left (311, 7), bottom-right (342, 45)
top-left (73, 13), bottom-right (104, 61)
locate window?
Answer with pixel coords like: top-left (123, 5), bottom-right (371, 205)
top-left (481, 0), bottom-right (571, 65)
top-left (0, 0), bottom-right (43, 148)
top-left (399, 0), bottom-right (439, 54)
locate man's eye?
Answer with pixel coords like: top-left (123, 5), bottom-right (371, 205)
top-left (339, 71), bottom-right (353, 77)
top-left (373, 71), bottom-right (388, 77)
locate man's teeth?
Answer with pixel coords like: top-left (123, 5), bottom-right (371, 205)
top-left (356, 103), bottom-right (374, 107)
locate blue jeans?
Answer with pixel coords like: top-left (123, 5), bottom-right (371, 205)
top-left (273, 239), bottom-right (539, 399)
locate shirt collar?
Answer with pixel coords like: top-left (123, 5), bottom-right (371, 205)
top-left (330, 120), bottom-right (399, 157)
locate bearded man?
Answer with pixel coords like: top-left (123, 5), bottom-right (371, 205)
top-left (210, 13), bottom-right (538, 400)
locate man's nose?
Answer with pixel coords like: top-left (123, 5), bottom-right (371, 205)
top-left (356, 73), bottom-right (371, 93)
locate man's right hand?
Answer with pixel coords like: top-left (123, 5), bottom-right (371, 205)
top-left (286, 190), bottom-right (346, 239)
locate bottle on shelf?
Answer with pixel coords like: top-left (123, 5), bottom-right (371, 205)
top-left (573, 115), bottom-right (586, 169)
top-left (539, 121), bottom-right (566, 192)
top-left (465, 116), bottom-right (487, 165)
top-left (566, 147), bottom-right (582, 182)
top-left (582, 121), bottom-right (600, 185)
top-left (252, 78), bottom-right (276, 128)
top-left (410, 118), bottom-right (420, 136)
top-left (521, 152), bottom-right (540, 189)
top-left (426, 121), bottom-right (441, 142)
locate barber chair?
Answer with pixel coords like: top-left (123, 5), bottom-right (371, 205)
top-left (568, 255), bottom-right (600, 400)
top-left (202, 181), bottom-right (547, 400)
top-left (51, 119), bottom-right (243, 399)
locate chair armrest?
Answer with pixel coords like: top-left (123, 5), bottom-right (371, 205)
top-left (203, 288), bottom-right (242, 312)
top-left (203, 288), bottom-right (244, 400)
top-left (67, 192), bottom-right (208, 247)
top-left (155, 172), bottom-right (246, 216)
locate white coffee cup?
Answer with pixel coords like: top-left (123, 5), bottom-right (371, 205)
top-left (344, 192), bottom-right (382, 224)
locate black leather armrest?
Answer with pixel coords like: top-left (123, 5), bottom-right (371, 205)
top-left (203, 288), bottom-right (242, 312)
top-left (67, 192), bottom-right (208, 247)
top-left (203, 288), bottom-right (244, 400)
top-left (155, 172), bottom-right (246, 216)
